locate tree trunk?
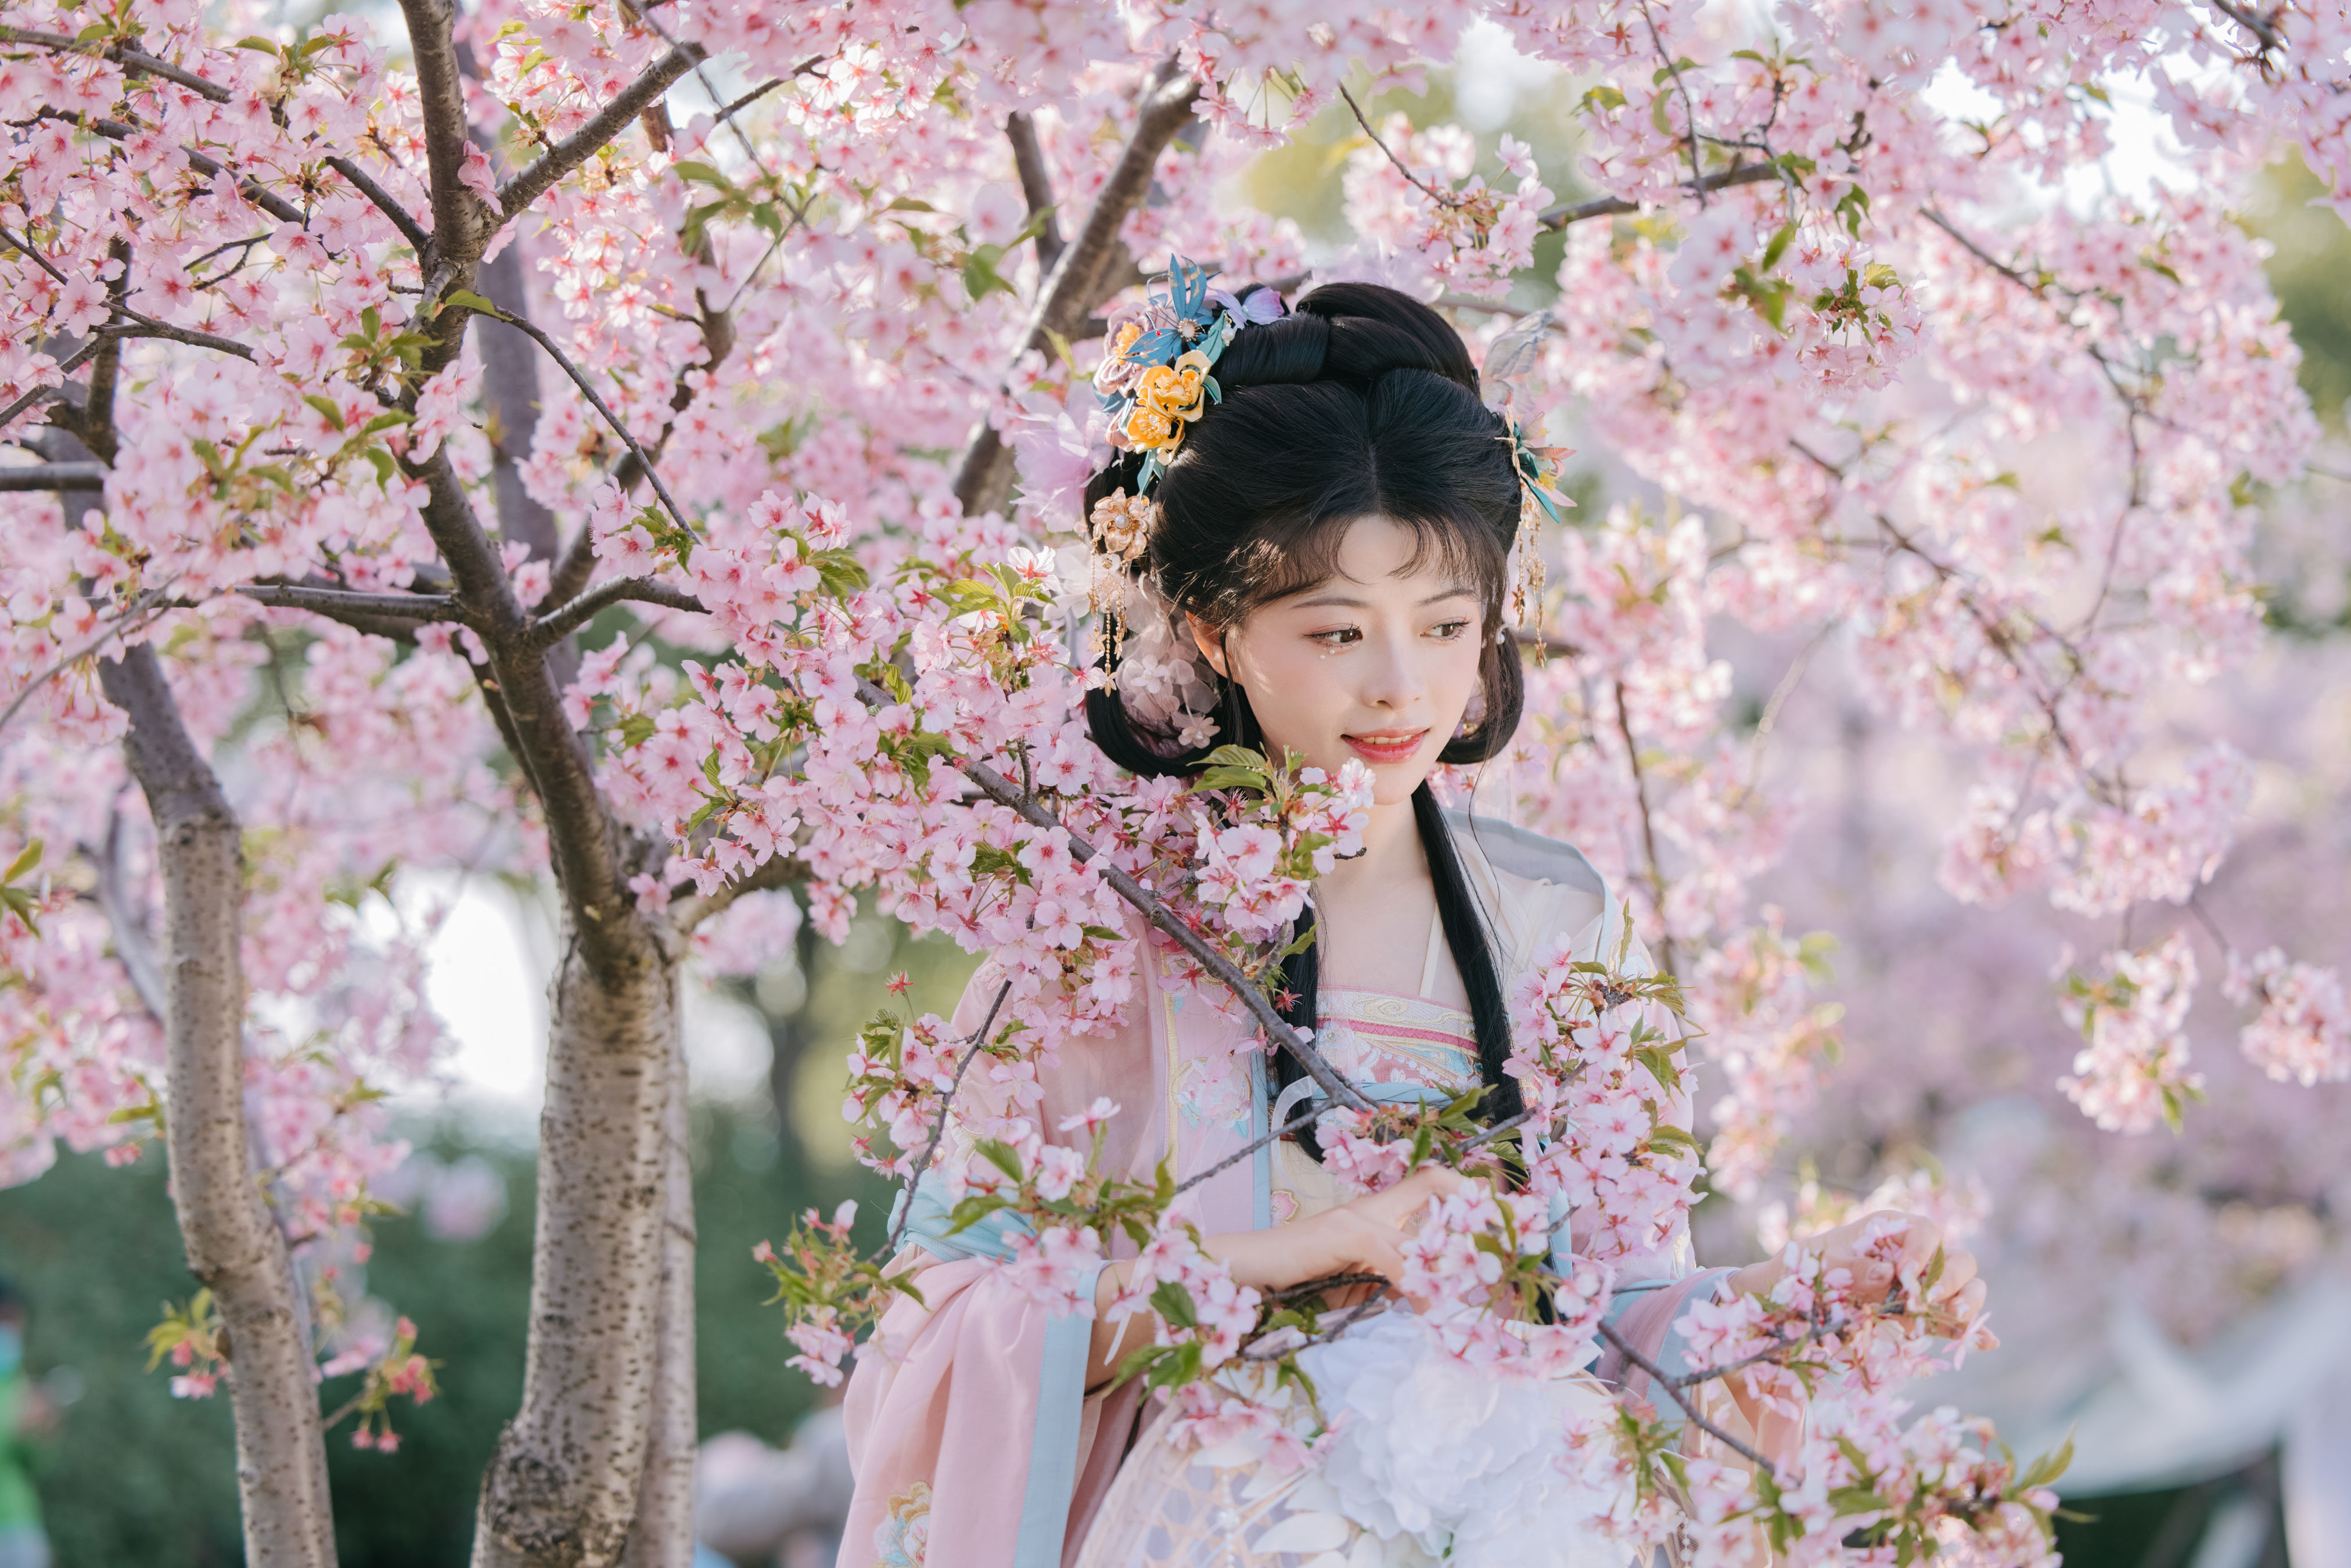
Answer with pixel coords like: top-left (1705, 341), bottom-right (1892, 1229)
top-left (620, 1026), bottom-right (698, 1568)
top-left (471, 925), bottom-right (681, 1568)
top-left (98, 643), bottom-right (339, 1568)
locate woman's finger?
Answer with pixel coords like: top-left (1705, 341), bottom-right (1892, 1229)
top-left (1928, 1247), bottom-right (1979, 1303)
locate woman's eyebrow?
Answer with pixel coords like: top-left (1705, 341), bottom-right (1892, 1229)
top-left (1288, 583), bottom-right (1478, 610)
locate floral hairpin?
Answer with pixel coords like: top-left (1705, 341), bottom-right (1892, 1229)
top-left (1094, 254), bottom-right (1286, 493)
top-left (1086, 256), bottom-right (1285, 704)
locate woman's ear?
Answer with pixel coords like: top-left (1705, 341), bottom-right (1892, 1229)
top-left (1186, 612), bottom-right (1230, 679)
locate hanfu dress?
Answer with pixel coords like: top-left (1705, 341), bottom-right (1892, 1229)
top-left (839, 815), bottom-right (1740, 1568)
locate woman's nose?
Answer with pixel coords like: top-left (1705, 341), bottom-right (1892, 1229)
top-left (1356, 630), bottom-right (1424, 707)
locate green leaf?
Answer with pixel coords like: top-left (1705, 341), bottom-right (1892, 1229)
top-left (235, 35), bottom-right (282, 54)
top-left (671, 160), bottom-right (731, 188)
top-left (301, 394), bottom-right (347, 432)
top-left (976, 1138), bottom-right (1026, 1183)
top-left (440, 288), bottom-right (504, 318)
top-left (362, 448), bottom-right (398, 488)
top-left (3, 839), bottom-right (42, 884)
top-left (1580, 84), bottom-right (1627, 113)
top-left (1646, 1123), bottom-right (1702, 1159)
top-left (964, 244), bottom-right (1015, 303)
top-left (1148, 1279), bottom-right (1198, 1330)
top-left (1760, 221), bottom-right (1797, 271)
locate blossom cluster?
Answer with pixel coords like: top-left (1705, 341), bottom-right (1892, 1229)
top-left (0, 0), bottom-right (2340, 1542)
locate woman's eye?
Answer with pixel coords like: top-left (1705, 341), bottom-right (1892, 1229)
top-left (1309, 628), bottom-right (1361, 647)
top-left (1428, 620), bottom-right (1470, 641)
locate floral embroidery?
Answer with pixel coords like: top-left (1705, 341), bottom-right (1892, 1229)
top-left (872, 1480), bottom-right (931, 1567)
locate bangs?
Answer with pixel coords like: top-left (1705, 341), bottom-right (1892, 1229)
top-left (1207, 509), bottom-right (1508, 628)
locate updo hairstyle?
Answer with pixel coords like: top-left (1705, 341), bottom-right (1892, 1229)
top-left (1079, 281), bottom-right (1532, 1153)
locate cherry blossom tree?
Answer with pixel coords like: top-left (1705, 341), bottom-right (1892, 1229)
top-left (1, 0), bottom-right (2345, 1564)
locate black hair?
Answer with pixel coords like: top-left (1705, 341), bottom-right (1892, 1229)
top-left (1079, 281), bottom-right (1527, 1149)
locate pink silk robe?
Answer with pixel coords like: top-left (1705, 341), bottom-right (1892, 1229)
top-left (838, 814), bottom-right (1733, 1568)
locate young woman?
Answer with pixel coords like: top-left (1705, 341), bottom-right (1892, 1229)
top-left (839, 282), bottom-right (1987, 1568)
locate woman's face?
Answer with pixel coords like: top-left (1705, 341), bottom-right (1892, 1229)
top-left (1189, 515), bottom-right (1486, 807)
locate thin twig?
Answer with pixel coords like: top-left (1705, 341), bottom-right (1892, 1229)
top-left (1262, 1271), bottom-right (1389, 1305)
top-left (1612, 679), bottom-right (1677, 979)
top-left (94, 318), bottom-right (254, 360)
top-left (1637, 0), bottom-right (1710, 208)
top-left (1594, 1317), bottom-right (1772, 1468)
top-left (0, 591), bottom-right (172, 740)
top-left (473, 308), bottom-right (690, 532)
top-left (0, 341), bottom-right (98, 429)
top-left (325, 156), bottom-right (429, 251)
top-left (1337, 83), bottom-right (1464, 210)
top-left (526, 575), bottom-right (703, 647)
top-left (0, 26), bottom-right (231, 101)
top-left (1169, 1104), bottom-right (1322, 1198)
top-left (883, 980), bottom-right (1014, 1258)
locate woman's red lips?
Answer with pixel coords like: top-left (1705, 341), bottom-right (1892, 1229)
top-left (1343, 729), bottom-right (1428, 764)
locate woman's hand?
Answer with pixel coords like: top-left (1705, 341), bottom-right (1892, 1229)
top-left (1284, 1165), bottom-right (1476, 1307)
top-left (1726, 1209), bottom-right (1989, 1339)
top-left (1085, 1164), bottom-right (1475, 1384)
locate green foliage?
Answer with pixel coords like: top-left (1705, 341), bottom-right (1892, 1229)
top-left (0, 1102), bottom-right (887, 1566)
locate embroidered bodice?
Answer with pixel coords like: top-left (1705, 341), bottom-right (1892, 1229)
top-left (1269, 912), bottom-right (1480, 1223)
top-left (1314, 985), bottom-right (1479, 1094)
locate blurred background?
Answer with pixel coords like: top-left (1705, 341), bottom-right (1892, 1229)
top-left (2, 26), bottom-right (2344, 1568)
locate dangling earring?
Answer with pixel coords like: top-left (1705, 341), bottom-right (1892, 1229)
top-left (1454, 676), bottom-right (1489, 740)
top-left (1087, 488), bottom-right (1159, 684)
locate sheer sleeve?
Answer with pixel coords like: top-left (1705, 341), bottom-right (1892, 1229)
top-left (837, 931), bottom-right (1163, 1568)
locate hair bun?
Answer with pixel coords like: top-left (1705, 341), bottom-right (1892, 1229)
top-left (1302, 283), bottom-right (1479, 391)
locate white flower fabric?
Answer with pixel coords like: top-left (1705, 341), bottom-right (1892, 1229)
top-left (1113, 573), bottom-right (1220, 752)
top-left (1262, 1311), bottom-right (1629, 1568)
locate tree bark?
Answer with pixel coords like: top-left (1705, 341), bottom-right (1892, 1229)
top-left (950, 60), bottom-right (1200, 518)
top-left (472, 932), bottom-right (681, 1568)
top-left (619, 1027), bottom-right (698, 1568)
top-left (96, 643), bottom-right (338, 1568)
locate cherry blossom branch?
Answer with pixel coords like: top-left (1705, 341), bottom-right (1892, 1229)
top-left (882, 980), bottom-right (1014, 1258)
top-left (1338, 83), bottom-right (1464, 210)
top-left (849, 677), bottom-right (1372, 1111)
top-left (498, 42), bottom-right (707, 220)
top-left (0, 589), bottom-right (174, 740)
top-left (1593, 1318), bottom-right (1772, 1468)
top-left (394, 0), bottom-right (499, 267)
top-left (526, 575), bottom-right (703, 648)
top-left (669, 851), bottom-right (805, 934)
top-left (0, 25), bottom-right (224, 100)
top-left (2205, 0), bottom-right (2285, 58)
top-left (1537, 160), bottom-right (1782, 229)
top-left (235, 583), bottom-right (464, 623)
top-left (1637, 0), bottom-right (1710, 208)
top-left (1262, 1271), bottom-right (1389, 1304)
top-left (1168, 1104), bottom-right (1324, 1197)
top-left (0, 341), bottom-right (96, 429)
top-left (324, 155), bottom-right (429, 252)
top-left (62, 115), bottom-right (308, 226)
top-left (950, 56), bottom-right (1200, 516)
top-left (92, 317), bottom-right (254, 360)
top-left (475, 308), bottom-right (691, 531)
top-left (1005, 111), bottom-right (1066, 276)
